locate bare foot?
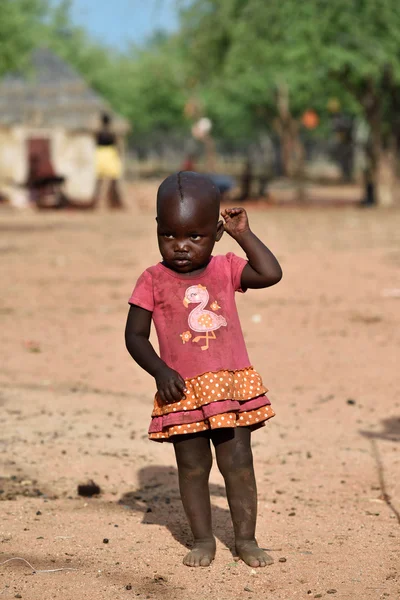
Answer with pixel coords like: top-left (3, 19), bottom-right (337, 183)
top-left (183, 539), bottom-right (216, 567)
top-left (235, 539), bottom-right (274, 567)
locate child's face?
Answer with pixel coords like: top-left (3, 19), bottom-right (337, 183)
top-left (157, 200), bottom-right (223, 273)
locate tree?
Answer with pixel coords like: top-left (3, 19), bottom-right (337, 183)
top-left (0, 0), bottom-right (47, 76)
top-left (1, 1), bottom-right (188, 144)
top-left (42, 1), bottom-right (187, 140)
top-left (179, 0), bottom-right (400, 204)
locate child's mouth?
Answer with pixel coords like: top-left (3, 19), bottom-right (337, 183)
top-left (174, 258), bottom-right (190, 267)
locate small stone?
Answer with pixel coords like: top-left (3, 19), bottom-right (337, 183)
top-left (279, 557), bottom-right (287, 562)
top-left (244, 586), bottom-right (253, 592)
top-left (146, 507), bottom-right (152, 513)
top-left (125, 585), bottom-right (132, 590)
top-left (77, 480), bottom-right (101, 497)
top-left (327, 590), bottom-right (337, 595)
top-left (347, 399), bottom-right (356, 405)
top-left (36, 511), bottom-right (42, 516)
top-left (307, 592), bottom-right (312, 595)
top-left (103, 538), bottom-right (109, 544)
top-left (15, 595), bottom-right (22, 599)
top-left (314, 595), bottom-right (323, 599)
top-left (288, 512), bottom-right (296, 516)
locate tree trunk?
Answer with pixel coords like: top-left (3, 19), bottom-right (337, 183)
top-left (376, 141), bottom-right (400, 206)
top-left (364, 97), bottom-right (400, 206)
top-left (274, 82), bottom-right (306, 201)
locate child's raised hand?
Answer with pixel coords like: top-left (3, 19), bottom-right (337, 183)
top-left (154, 365), bottom-right (186, 404)
top-left (221, 207), bottom-right (250, 239)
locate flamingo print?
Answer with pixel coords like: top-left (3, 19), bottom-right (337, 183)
top-left (183, 284), bottom-right (227, 350)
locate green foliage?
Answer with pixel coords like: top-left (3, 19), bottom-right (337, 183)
top-left (0, 0), bottom-right (47, 76)
top-left (42, 1), bottom-right (187, 137)
top-left (2, 0), bottom-right (400, 143)
top-left (178, 0), bottom-right (400, 138)
top-left (102, 37), bottom-right (188, 138)
top-left (0, 0), bottom-right (187, 137)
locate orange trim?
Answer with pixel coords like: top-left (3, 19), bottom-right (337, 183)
top-left (151, 367), bottom-right (268, 417)
top-left (149, 405), bottom-right (275, 441)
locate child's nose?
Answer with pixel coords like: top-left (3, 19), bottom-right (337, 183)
top-left (174, 239), bottom-right (189, 252)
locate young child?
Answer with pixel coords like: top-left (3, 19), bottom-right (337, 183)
top-left (125, 171), bottom-right (282, 568)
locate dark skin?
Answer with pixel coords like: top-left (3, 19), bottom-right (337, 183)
top-left (125, 174), bottom-right (282, 567)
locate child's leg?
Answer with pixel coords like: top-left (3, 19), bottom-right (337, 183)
top-left (213, 427), bottom-right (273, 567)
top-left (173, 432), bottom-right (216, 567)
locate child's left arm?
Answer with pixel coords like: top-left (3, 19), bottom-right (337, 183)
top-left (221, 207), bottom-right (282, 289)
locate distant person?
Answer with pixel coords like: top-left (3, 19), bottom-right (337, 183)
top-left (125, 171), bottom-right (282, 568)
top-left (181, 153), bottom-right (235, 196)
top-left (239, 157), bottom-right (253, 201)
top-left (94, 112), bottom-right (124, 209)
top-left (181, 153), bottom-right (196, 171)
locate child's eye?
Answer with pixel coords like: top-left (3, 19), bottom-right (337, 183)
top-left (190, 234), bottom-right (201, 241)
top-left (163, 234), bottom-right (174, 239)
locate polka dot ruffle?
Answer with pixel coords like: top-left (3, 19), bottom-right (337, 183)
top-left (151, 367), bottom-right (268, 417)
top-left (149, 404), bottom-right (275, 441)
top-left (148, 367), bottom-right (274, 442)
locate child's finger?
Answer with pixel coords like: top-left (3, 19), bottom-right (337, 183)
top-left (174, 378), bottom-right (186, 393)
top-left (158, 388), bottom-right (167, 404)
top-left (163, 386), bottom-right (175, 404)
top-left (224, 207), bottom-right (242, 218)
top-left (175, 378), bottom-right (186, 392)
top-left (171, 382), bottom-right (184, 401)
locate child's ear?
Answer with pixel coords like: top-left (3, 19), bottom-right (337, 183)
top-left (215, 219), bottom-right (224, 241)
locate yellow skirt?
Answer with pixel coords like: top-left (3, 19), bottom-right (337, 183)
top-left (95, 146), bottom-right (122, 179)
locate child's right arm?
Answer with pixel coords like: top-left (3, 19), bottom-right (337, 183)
top-left (125, 305), bottom-right (186, 403)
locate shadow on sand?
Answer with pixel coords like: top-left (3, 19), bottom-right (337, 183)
top-left (360, 416), bottom-right (400, 525)
top-left (119, 465), bottom-right (236, 553)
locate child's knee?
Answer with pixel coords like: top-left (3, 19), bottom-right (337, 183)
top-left (217, 448), bottom-right (253, 478)
top-left (177, 452), bottom-right (212, 478)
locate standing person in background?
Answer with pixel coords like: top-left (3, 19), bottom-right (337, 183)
top-left (182, 153), bottom-right (196, 172)
top-left (239, 157), bottom-right (253, 201)
top-left (94, 112), bottom-right (124, 209)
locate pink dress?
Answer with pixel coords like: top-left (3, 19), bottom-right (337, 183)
top-left (129, 253), bottom-right (274, 441)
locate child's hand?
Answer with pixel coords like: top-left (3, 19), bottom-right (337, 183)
top-left (155, 365), bottom-right (186, 404)
top-left (221, 207), bottom-right (250, 239)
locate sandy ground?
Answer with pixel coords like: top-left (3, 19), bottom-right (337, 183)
top-left (0, 183), bottom-right (399, 600)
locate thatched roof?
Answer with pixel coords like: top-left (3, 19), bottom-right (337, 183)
top-left (0, 48), bottom-right (130, 134)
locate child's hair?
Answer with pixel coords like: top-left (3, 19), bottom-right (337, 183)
top-left (157, 171), bottom-right (221, 221)
top-left (101, 112), bottom-right (111, 126)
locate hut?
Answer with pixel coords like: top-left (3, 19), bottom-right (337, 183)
top-left (0, 48), bottom-right (129, 205)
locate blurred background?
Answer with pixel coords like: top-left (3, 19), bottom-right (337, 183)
top-left (1, 0), bottom-right (400, 209)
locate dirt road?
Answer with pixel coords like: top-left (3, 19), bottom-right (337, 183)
top-left (1, 186), bottom-right (399, 599)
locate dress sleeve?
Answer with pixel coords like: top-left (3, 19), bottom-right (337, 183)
top-left (226, 252), bottom-right (248, 293)
top-left (128, 270), bottom-right (154, 312)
